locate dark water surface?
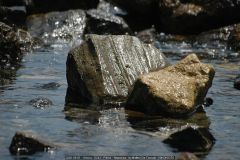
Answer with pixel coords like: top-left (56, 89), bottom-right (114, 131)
top-left (0, 38), bottom-right (239, 159)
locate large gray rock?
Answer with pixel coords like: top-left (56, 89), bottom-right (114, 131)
top-left (26, 10), bottom-right (86, 44)
top-left (127, 54), bottom-right (215, 117)
top-left (66, 34), bottom-right (168, 107)
top-left (9, 132), bottom-right (55, 155)
top-left (159, 0), bottom-right (240, 34)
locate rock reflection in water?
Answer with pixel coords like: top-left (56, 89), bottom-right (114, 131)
top-left (125, 110), bottom-right (210, 132)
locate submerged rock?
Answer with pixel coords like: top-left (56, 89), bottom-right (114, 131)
top-left (234, 75), bottom-right (240, 90)
top-left (9, 131), bottom-right (54, 155)
top-left (66, 34), bottom-right (168, 108)
top-left (126, 110), bottom-right (210, 132)
top-left (26, 0), bottom-right (99, 15)
top-left (127, 54), bottom-right (215, 117)
top-left (163, 127), bottom-right (215, 154)
top-left (159, 0), bottom-right (240, 34)
top-left (26, 10), bottom-right (86, 44)
top-left (37, 82), bottom-right (61, 90)
top-left (64, 107), bottom-right (101, 124)
top-left (29, 97), bottom-right (53, 109)
top-left (86, 9), bottom-right (132, 35)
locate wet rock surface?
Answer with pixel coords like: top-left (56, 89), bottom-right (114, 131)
top-left (0, 22), bottom-right (33, 85)
top-left (158, 0), bottom-right (240, 34)
top-left (26, 10), bottom-right (86, 44)
top-left (163, 127), bottom-right (215, 154)
top-left (86, 9), bottom-right (132, 35)
top-left (66, 34), bottom-right (169, 107)
top-left (0, 22), bottom-right (32, 67)
top-left (234, 75), bottom-right (240, 90)
top-left (127, 54), bottom-right (215, 117)
top-left (29, 97), bottom-right (53, 109)
top-left (9, 131), bottom-right (54, 155)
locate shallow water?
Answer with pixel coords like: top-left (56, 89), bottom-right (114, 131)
top-left (0, 37), bottom-right (239, 160)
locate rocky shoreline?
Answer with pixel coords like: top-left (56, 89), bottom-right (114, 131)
top-left (0, 0), bottom-right (239, 159)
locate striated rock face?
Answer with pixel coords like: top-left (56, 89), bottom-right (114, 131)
top-left (159, 0), bottom-right (240, 34)
top-left (26, 10), bottom-right (86, 44)
top-left (9, 132), bottom-right (54, 155)
top-left (86, 9), bottom-right (132, 35)
top-left (66, 34), bottom-right (169, 107)
top-left (163, 127), bottom-right (215, 154)
top-left (26, 0), bottom-right (99, 15)
top-left (127, 54), bottom-right (215, 117)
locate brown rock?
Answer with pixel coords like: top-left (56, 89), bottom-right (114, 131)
top-left (127, 54), bottom-right (215, 117)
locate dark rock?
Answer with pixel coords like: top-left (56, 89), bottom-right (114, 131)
top-left (26, 10), bottom-right (86, 44)
top-left (29, 97), bottom-right (53, 109)
top-left (0, 6), bottom-right (26, 27)
top-left (66, 34), bottom-right (169, 108)
top-left (9, 131), bottom-right (54, 155)
top-left (203, 97), bottom-right (213, 107)
top-left (228, 24), bottom-right (240, 51)
top-left (107, 0), bottom-right (158, 16)
top-left (163, 127), bottom-right (215, 153)
top-left (1, 0), bottom-right (27, 6)
top-left (127, 54), bottom-right (215, 117)
top-left (64, 107), bottom-right (101, 124)
top-left (26, 0), bottom-right (99, 15)
top-left (0, 22), bottom-right (33, 68)
top-left (158, 0), bottom-right (240, 34)
top-left (234, 75), bottom-right (240, 90)
top-left (107, 0), bottom-right (159, 31)
top-left (86, 9), bottom-right (132, 35)
top-left (177, 152), bottom-right (199, 160)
